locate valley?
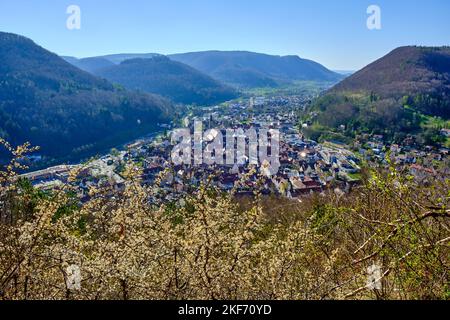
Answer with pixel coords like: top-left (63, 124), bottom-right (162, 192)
top-left (1, 0), bottom-right (449, 301)
top-left (5, 39), bottom-right (447, 199)
top-left (17, 90), bottom-right (449, 205)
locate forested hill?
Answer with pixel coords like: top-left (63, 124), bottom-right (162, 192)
top-left (0, 32), bottom-right (172, 162)
top-left (331, 46), bottom-right (450, 118)
top-left (305, 46), bottom-right (450, 144)
top-left (95, 56), bottom-right (237, 105)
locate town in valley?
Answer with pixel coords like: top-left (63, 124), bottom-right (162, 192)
top-left (19, 93), bottom-right (450, 204)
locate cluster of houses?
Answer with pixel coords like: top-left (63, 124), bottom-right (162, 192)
top-left (18, 95), bottom-right (448, 204)
top-left (354, 133), bottom-right (449, 181)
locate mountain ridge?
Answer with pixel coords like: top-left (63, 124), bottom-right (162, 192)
top-left (62, 56), bottom-right (116, 73)
top-left (64, 50), bottom-right (343, 89)
top-left (168, 50), bottom-right (343, 88)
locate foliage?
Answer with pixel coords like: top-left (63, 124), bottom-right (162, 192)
top-left (0, 141), bottom-right (448, 300)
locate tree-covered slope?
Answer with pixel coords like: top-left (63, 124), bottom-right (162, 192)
top-left (95, 56), bottom-right (237, 105)
top-left (0, 32), bottom-right (172, 161)
top-left (305, 46), bottom-right (450, 143)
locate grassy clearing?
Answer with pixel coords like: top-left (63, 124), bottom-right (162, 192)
top-left (242, 80), bottom-right (335, 97)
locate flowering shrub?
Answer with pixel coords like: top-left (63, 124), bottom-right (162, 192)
top-left (0, 141), bottom-right (448, 300)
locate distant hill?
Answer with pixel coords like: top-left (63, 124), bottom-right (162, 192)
top-left (94, 56), bottom-right (237, 105)
top-left (305, 46), bottom-right (450, 144)
top-left (0, 32), bottom-right (172, 162)
top-left (63, 54), bottom-right (163, 73)
top-left (333, 70), bottom-right (354, 76)
top-left (169, 51), bottom-right (343, 88)
top-left (62, 56), bottom-right (115, 73)
top-left (95, 53), bottom-right (161, 65)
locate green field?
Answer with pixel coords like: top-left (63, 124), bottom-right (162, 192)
top-left (242, 80), bottom-right (335, 97)
top-left (445, 138), bottom-right (450, 148)
top-left (404, 104), bottom-right (450, 130)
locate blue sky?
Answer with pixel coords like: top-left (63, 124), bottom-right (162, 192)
top-left (0, 0), bottom-right (449, 70)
